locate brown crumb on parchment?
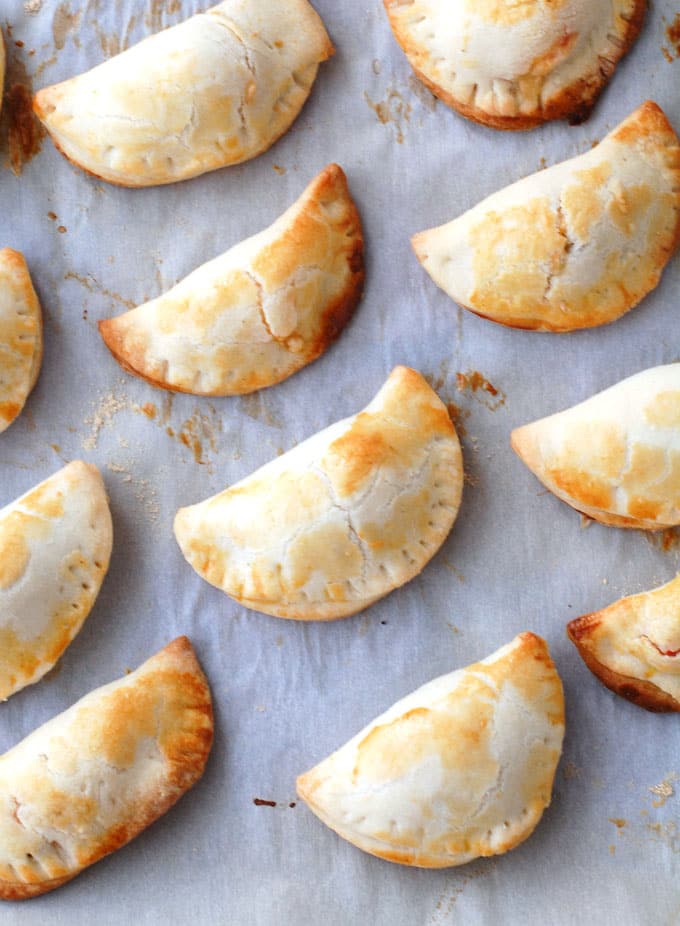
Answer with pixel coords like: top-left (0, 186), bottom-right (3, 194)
top-left (649, 773), bottom-right (678, 808)
top-left (456, 371), bottom-right (506, 410)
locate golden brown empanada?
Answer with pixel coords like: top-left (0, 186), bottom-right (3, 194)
top-left (0, 636), bottom-right (213, 900)
top-left (413, 102), bottom-right (680, 332)
top-left (33, 0), bottom-right (333, 187)
top-left (384, 0), bottom-right (645, 129)
top-left (512, 363), bottom-right (680, 530)
top-left (174, 366), bottom-right (463, 620)
top-left (98, 165), bottom-right (364, 395)
top-left (0, 249), bottom-right (43, 433)
top-left (568, 574), bottom-right (680, 712)
top-left (297, 632), bottom-right (565, 867)
top-left (0, 461), bottom-right (113, 701)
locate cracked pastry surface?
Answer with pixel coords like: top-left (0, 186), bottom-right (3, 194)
top-left (512, 364), bottom-right (680, 530)
top-left (0, 636), bottom-right (213, 900)
top-left (568, 574), bottom-right (680, 712)
top-left (0, 249), bottom-right (43, 434)
top-left (384, 0), bottom-right (645, 129)
top-left (174, 366), bottom-right (463, 620)
top-left (413, 102), bottom-right (680, 332)
top-left (297, 632), bottom-right (565, 867)
top-left (98, 164), bottom-right (364, 395)
top-left (0, 461), bottom-right (113, 701)
top-left (33, 0), bottom-right (334, 187)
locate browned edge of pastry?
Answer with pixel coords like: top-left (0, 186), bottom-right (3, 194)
top-left (386, 0), bottom-right (647, 130)
top-left (567, 615), bottom-right (680, 713)
top-left (98, 164), bottom-right (365, 396)
top-left (0, 636), bottom-right (214, 901)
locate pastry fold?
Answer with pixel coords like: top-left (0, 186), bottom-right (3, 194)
top-left (98, 164), bottom-right (364, 395)
top-left (174, 366), bottom-right (463, 620)
top-left (0, 249), bottom-right (43, 433)
top-left (0, 461), bottom-right (112, 701)
top-left (297, 632), bottom-right (565, 867)
top-left (413, 102), bottom-right (680, 332)
top-left (0, 637), bottom-right (213, 900)
top-left (512, 363), bottom-right (680, 529)
top-left (384, 0), bottom-right (645, 129)
top-left (568, 574), bottom-right (680, 712)
top-left (33, 0), bottom-right (334, 187)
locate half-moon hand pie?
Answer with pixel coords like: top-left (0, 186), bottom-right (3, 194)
top-left (412, 102), bottom-right (680, 332)
top-left (98, 164), bottom-right (364, 395)
top-left (512, 363), bottom-right (680, 529)
top-left (174, 366), bottom-right (463, 620)
top-left (0, 637), bottom-right (213, 900)
top-left (0, 461), bottom-right (112, 701)
top-left (297, 632), bottom-right (565, 867)
top-left (33, 0), bottom-right (334, 187)
top-left (384, 0), bottom-right (646, 129)
top-left (0, 249), bottom-right (43, 433)
top-left (568, 573), bottom-right (680, 712)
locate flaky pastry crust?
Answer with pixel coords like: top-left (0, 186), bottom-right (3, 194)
top-left (384, 0), bottom-right (645, 130)
top-left (512, 363), bottom-right (680, 530)
top-left (98, 165), bottom-right (364, 395)
top-left (0, 637), bottom-right (213, 900)
top-left (33, 0), bottom-right (334, 187)
top-left (0, 249), bottom-right (43, 433)
top-left (568, 574), bottom-right (680, 711)
top-left (413, 102), bottom-right (680, 332)
top-left (174, 366), bottom-right (463, 620)
top-left (297, 633), bottom-right (565, 867)
top-left (0, 461), bottom-right (112, 701)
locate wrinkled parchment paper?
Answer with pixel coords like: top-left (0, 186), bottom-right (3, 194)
top-left (1, 1), bottom-right (679, 923)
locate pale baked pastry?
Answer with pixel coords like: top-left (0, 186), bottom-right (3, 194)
top-left (174, 366), bottom-right (463, 620)
top-left (0, 636), bottom-right (213, 900)
top-left (98, 165), bottom-right (364, 395)
top-left (568, 574), bottom-right (680, 712)
top-left (512, 363), bottom-right (680, 530)
top-left (384, 0), bottom-right (646, 129)
top-left (0, 249), bottom-right (43, 433)
top-left (297, 632), bottom-right (565, 867)
top-left (0, 461), bottom-right (112, 701)
top-left (33, 0), bottom-right (334, 187)
top-left (413, 102), bottom-right (680, 332)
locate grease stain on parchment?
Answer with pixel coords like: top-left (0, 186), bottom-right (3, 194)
top-left (239, 392), bottom-right (281, 429)
top-left (662, 13), bottom-right (680, 62)
top-left (64, 270), bottom-right (136, 310)
top-left (52, 2), bottom-right (81, 50)
top-left (647, 527), bottom-right (680, 554)
top-left (430, 860), bottom-right (497, 923)
top-left (364, 86), bottom-right (411, 144)
top-left (0, 32), bottom-right (45, 175)
top-left (145, 0), bottom-right (182, 32)
top-left (456, 371), bottom-right (506, 411)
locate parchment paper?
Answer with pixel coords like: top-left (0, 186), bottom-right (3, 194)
top-left (1, 1), bottom-right (679, 923)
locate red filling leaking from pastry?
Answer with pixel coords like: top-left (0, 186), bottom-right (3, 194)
top-left (642, 635), bottom-right (680, 658)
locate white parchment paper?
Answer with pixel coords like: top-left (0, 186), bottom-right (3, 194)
top-left (1, 1), bottom-right (679, 923)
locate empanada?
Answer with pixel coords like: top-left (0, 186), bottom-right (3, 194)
top-left (0, 636), bottom-right (213, 900)
top-left (568, 574), bottom-right (680, 712)
top-left (512, 363), bottom-right (680, 530)
top-left (98, 165), bottom-right (364, 395)
top-left (33, 0), bottom-right (333, 187)
top-left (0, 249), bottom-right (43, 433)
top-left (297, 632), bottom-right (564, 867)
top-left (0, 461), bottom-right (112, 701)
top-left (384, 0), bottom-right (645, 130)
top-left (174, 366), bottom-right (463, 620)
top-left (413, 102), bottom-right (680, 332)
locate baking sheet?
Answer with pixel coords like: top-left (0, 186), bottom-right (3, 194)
top-left (1, 1), bottom-right (680, 923)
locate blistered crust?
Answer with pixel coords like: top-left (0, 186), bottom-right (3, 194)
top-left (297, 632), bottom-right (564, 867)
top-left (0, 249), bottom-right (43, 434)
top-left (568, 574), bottom-right (680, 711)
top-left (0, 461), bottom-right (113, 701)
top-left (413, 102), bottom-right (680, 332)
top-left (33, 0), bottom-right (334, 187)
top-left (98, 165), bottom-right (364, 395)
top-left (385, 0), bottom-right (645, 130)
top-left (0, 637), bottom-right (213, 900)
top-left (174, 366), bottom-right (463, 620)
top-left (512, 364), bottom-right (680, 530)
